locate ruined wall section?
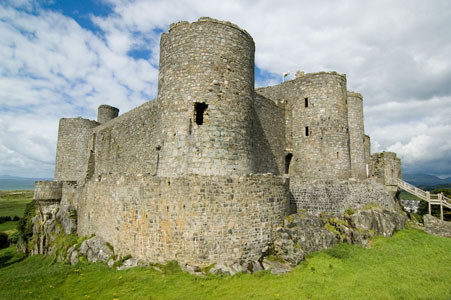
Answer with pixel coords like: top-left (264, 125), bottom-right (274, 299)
top-left (76, 174), bottom-right (290, 266)
top-left (347, 92), bottom-right (366, 179)
top-left (92, 99), bottom-right (161, 176)
top-left (290, 178), bottom-right (396, 216)
top-left (54, 118), bottom-right (99, 181)
top-left (256, 82), bottom-right (295, 153)
top-left (252, 94), bottom-right (286, 175)
top-left (157, 18), bottom-right (256, 176)
top-left (370, 152), bottom-right (402, 187)
top-left (291, 72), bottom-right (351, 180)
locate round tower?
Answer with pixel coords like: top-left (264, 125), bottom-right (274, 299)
top-left (54, 118), bottom-right (99, 181)
top-left (291, 72), bottom-right (351, 180)
top-left (156, 17), bottom-right (256, 176)
top-left (347, 92), bottom-right (366, 179)
top-left (97, 104), bottom-right (119, 124)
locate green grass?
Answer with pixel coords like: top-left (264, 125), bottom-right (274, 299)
top-left (0, 190), bottom-right (33, 235)
top-left (0, 228), bottom-right (450, 299)
top-left (399, 191), bottom-right (421, 201)
top-left (0, 190), bottom-right (33, 217)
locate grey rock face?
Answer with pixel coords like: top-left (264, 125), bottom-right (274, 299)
top-left (79, 236), bottom-right (113, 263)
top-left (273, 214), bottom-right (339, 265)
top-left (423, 215), bottom-right (451, 238)
top-left (262, 258), bottom-right (292, 275)
top-left (117, 258), bottom-right (144, 270)
top-left (271, 207), bottom-right (407, 269)
top-left (56, 206), bottom-right (77, 234)
top-left (348, 207), bottom-right (407, 237)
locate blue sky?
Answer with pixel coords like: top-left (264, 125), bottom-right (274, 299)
top-left (1, 0), bottom-right (451, 178)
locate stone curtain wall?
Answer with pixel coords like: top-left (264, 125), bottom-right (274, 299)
top-left (76, 174), bottom-right (290, 266)
top-left (157, 18), bottom-right (256, 177)
top-left (253, 94), bottom-right (286, 175)
top-left (347, 92), bottom-right (366, 179)
top-left (54, 118), bottom-right (99, 181)
top-left (289, 177), bottom-right (396, 215)
top-left (256, 82), bottom-right (295, 153)
top-left (92, 100), bottom-right (161, 176)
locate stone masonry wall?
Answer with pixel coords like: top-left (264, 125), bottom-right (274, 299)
top-left (76, 174), bottom-right (290, 266)
top-left (253, 94), bottom-right (286, 175)
top-left (92, 100), bottom-right (161, 176)
top-left (256, 82), bottom-right (295, 153)
top-left (370, 152), bottom-right (402, 187)
top-left (54, 118), bottom-right (99, 181)
top-left (157, 17), bottom-right (256, 177)
top-left (347, 92), bottom-right (366, 179)
top-left (289, 177), bottom-right (396, 216)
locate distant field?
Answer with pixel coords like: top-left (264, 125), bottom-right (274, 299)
top-left (0, 190), bottom-right (33, 234)
top-left (399, 190), bottom-right (422, 201)
top-left (0, 229), bottom-right (450, 299)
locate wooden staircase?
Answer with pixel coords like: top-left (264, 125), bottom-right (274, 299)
top-left (397, 179), bottom-right (451, 220)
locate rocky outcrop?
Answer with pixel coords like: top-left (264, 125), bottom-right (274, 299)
top-left (423, 215), bottom-right (451, 238)
top-left (273, 214), bottom-right (339, 265)
top-left (270, 206), bottom-right (407, 271)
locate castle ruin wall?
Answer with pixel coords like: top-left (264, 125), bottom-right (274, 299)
top-left (76, 174), bottom-right (290, 266)
top-left (92, 100), bottom-right (161, 176)
top-left (289, 178), bottom-right (396, 216)
top-left (252, 94), bottom-right (286, 175)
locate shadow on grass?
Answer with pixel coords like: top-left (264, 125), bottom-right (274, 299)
top-left (0, 249), bottom-right (26, 268)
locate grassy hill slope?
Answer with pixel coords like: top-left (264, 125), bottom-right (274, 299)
top-left (0, 229), bottom-right (450, 300)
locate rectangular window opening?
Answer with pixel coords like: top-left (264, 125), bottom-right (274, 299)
top-left (194, 102), bottom-right (208, 125)
top-left (304, 98), bottom-right (309, 108)
top-left (305, 126), bottom-right (309, 136)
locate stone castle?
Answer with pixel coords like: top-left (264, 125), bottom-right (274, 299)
top-left (34, 18), bottom-right (402, 267)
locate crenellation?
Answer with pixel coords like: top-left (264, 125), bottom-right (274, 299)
top-left (40, 17), bottom-right (403, 268)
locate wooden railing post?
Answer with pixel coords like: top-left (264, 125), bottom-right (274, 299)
top-left (427, 192), bottom-right (431, 215)
top-left (439, 193), bottom-right (444, 221)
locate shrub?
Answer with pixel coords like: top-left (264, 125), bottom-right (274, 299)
top-left (7, 232), bottom-right (19, 245)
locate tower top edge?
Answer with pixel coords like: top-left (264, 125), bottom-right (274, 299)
top-left (168, 17), bottom-right (254, 42)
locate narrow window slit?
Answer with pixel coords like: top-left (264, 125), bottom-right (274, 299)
top-left (304, 98), bottom-right (309, 108)
top-left (194, 102), bottom-right (208, 125)
top-left (305, 126), bottom-right (309, 136)
top-left (285, 153), bottom-right (293, 174)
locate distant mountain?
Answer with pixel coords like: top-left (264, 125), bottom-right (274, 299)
top-left (403, 173), bottom-right (451, 186)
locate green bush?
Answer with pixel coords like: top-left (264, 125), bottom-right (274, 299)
top-left (7, 231), bottom-right (19, 245)
top-left (16, 200), bottom-right (37, 252)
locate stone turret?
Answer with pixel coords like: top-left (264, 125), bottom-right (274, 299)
top-left (54, 118), bottom-right (99, 181)
top-left (291, 72), bottom-right (351, 180)
top-left (347, 91), bottom-right (366, 179)
top-left (97, 104), bottom-right (119, 124)
top-left (157, 17), bottom-right (256, 176)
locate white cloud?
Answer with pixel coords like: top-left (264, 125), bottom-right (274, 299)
top-left (0, 0), bottom-right (450, 177)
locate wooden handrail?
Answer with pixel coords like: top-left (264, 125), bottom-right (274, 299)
top-left (397, 179), bottom-right (450, 220)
